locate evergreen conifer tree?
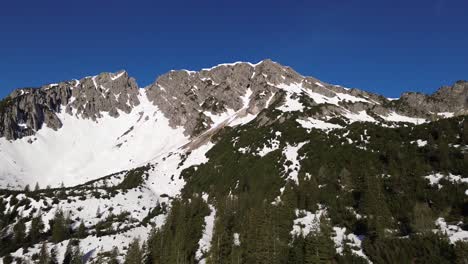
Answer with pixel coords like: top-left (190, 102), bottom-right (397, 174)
top-left (52, 209), bottom-right (69, 243)
top-left (13, 219), bottom-right (26, 244)
top-left (37, 242), bottom-right (50, 264)
top-left (30, 213), bottom-right (44, 242)
top-left (124, 238), bottom-right (143, 264)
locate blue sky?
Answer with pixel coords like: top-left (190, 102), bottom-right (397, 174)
top-left (0, 0), bottom-right (467, 98)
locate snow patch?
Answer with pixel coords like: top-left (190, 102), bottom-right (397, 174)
top-left (434, 218), bottom-right (468, 243)
top-left (196, 204), bottom-right (217, 264)
top-left (332, 227), bottom-right (370, 262)
top-left (0, 90), bottom-right (189, 188)
top-left (381, 112), bottom-right (426, 124)
top-left (256, 131), bottom-right (282, 157)
top-left (296, 118), bottom-right (343, 132)
top-left (282, 142), bottom-right (307, 184)
top-left (291, 206), bottom-right (326, 237)
top-left (437, 112), bottom-right (454, 118)
top-left (110, 71), bottom-right (126, 81)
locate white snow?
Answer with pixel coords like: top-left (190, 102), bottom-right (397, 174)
top-left (11, 225), bottom-right (151, 264)
top-left (276, 92), bottom-right (304, 112)
top-left (273, 82), bottom-right (371, 113)
top-left (381, 112), bottom-right (426, 124)
top-left (110, 71), bottom-right (126, 81)
top-left (296, 118), bottom-right (343, 132)
top-left (425, 173), bottom-right (468, 184)
top-left (265, 92), bottom-right (277, 108)
top-left (92, 76), bottom-right (98, 89)
top-left (196, 204), bottom-right (216, 264)
top-left (343, 110), bottom-right (376, 123)
top-left (17, 123), bottom-right (28, 129)
top-left (204, 88), bottom-right (256, 129)
top-left (315, 82), bottom-right (325, 87)
top-left (0, 90), bottom-right (189, 189)
top-left (201, 61), bottom-right (261, 71)
top-left (233, 233), bottom-right (241, 246)
top-left (290, 206), bottom-right (326, 237)
top-left (147, 142), bottom-right (214, 198)
top-left (434, 218), bottom-right (468, 243)
top-left (332, 92), bottom-right (370, 104)
top-left (424, 173), bottom-right (468, 190)
top-left (437, 112), bottom-right (454, 118)
top-left (411, 139), bottom-right (428, 147)
top-left (282, 142), bottom-right (307, 184)
top-left (332, 227), bottom-right (370, 262)
top-left (256, 131), bottom-right (282, 156)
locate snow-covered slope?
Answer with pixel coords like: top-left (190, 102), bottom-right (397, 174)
top-left (0, 90), bottom-right (188, 189)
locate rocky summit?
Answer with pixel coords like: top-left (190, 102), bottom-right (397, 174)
top-left (1, 60), bottom-right (467, 141)
top-left (0, 60), bottom-right (467, 263)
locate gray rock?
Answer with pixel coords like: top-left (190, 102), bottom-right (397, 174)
top-left (0, 70), bottom-right (139, 140)
top-left (1, 60), bottom-right (466, 140)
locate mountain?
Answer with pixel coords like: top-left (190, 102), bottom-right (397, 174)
top-left (0, 60), bottom-right (467, 263)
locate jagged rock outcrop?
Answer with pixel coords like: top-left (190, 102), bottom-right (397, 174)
top-left (397, 80), bottom-right (468, 116)
top-left (145, 59), bottom-right (364, 136)
top-left (0, 70), bottom-right (139, 140)
top-left (0, 60), bottom-right (466, 140)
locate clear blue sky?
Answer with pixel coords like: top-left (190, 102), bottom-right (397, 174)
top-left (1, 0), bottom-right (467, 98)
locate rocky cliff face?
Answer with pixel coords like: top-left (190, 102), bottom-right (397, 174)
top-left (398, 80), bottom-right (468, 116)
top-left (0, 71), bottom-right (139, 140)
top-left (0, 60), bottom-right (466, 140)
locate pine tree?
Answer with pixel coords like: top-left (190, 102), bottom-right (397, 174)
top-left (52, 209), bottom-right (69, 243)
top-left (29, 213), bottom-right (45, 242)
top-left (124, 238), bottom-right (143, 264)
top-left (38, 242), bottom-right (50, 264)
top-left (96, 206), bottom-right (102, 218)
top-left (454, 241), bottom-right (468, 264)
top-left (63, 242), bottom-right (74, 264)
top-left (34, 182), bottom-right (40, 192)
top-left (76, 220), bottom-right (87, 238)
top-left (70, 244), bottom-right (84, 264)
top-left (411, 202), bottom-right (435, 233)
top-left (13, 219), bottom-right (26, 244)
top-left (63, 240), bottom-right (81, 264)
top-left (109, 247), bottom-right (120, 264)
top-left (50, 246), bottom-right (59, 264)
top-left (3, 255), bottom-right (13, 264)
top-left (24, 184), bottom-right (30, 192)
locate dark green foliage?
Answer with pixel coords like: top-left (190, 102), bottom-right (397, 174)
top-left (145, 196), bottom-right (210, 264)
top-left (363, 233), bottom-right (456, 264)
top-left (117, 166), bottom-right (149, 190)
top-left (76, 220), bottom-right (87, 238)
top-left (454, 241), bottom-right (468, 264)
top-left (51, 209), bottom-right (70, 243)
top-left (0, 100), bottom-right (466, 263)
top-left (37, 243), bottom-right (50, 264)
top-left (94, 211), bottom-right (132, 236)
top-left (29, 214), bottom-right (45, 242)
top-left (63, 239), bottom-right (83, 264)
top-left (13, 219), bottom-right (26, 244)
top-left (124, 238), bottom-right (143, 264)
top-left (170, 114), bottom-right (468, 263)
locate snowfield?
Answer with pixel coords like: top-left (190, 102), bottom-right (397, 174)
top-left (0, 90), bottom-right (189, 189)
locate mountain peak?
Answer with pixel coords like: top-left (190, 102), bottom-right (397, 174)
top-left (1, 61), bottom-right (466, 141)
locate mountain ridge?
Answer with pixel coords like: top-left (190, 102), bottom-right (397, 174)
top-left (1, 59), bottom-right (466, 141)
top-left (0, 60), bottom-right (466, 263)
